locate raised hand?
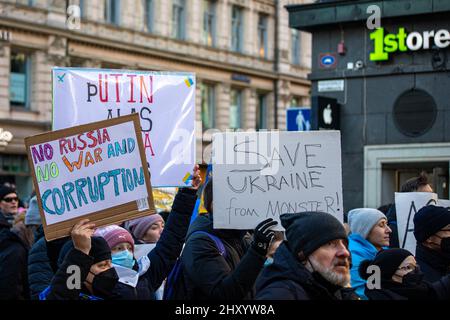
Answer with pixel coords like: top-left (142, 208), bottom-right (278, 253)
top-left (71, 219), bottom-right (96, 255)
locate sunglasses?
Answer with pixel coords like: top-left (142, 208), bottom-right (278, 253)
top-left (2, 197), bottom-right (18, 203)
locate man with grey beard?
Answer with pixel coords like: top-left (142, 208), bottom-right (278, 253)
top-left (255, 212), bottom-right (360, 300)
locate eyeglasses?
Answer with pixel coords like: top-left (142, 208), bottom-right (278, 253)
top-left (398, 264), bottom-right (417, 273)
top-left (2, 197), bottom-right (18, 203)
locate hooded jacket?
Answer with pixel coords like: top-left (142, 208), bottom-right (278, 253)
top-left (256, 242), bottom-right (358, 300)
top-left (177, 213), bottom-right (266, 300)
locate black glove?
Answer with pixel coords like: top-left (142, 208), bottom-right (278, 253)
top-left (251, 218), bottom-right (278, 256)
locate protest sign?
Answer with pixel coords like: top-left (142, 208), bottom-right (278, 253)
top-left (395, 192), bottom-right (438, 254)
top-left (437, 199), bottom-right (450, 208)
top-left (25, 114), bottom-right (155, 241)
top-left (52, 68), bottom-right (195, 187)
top-left (134, 243), bottom-right (156, 260)
top-left (212, 131), bottom-right (343, 230)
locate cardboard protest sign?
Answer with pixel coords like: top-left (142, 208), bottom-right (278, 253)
top-left (395, 192), bottom-right (438, 254)
top-left (52, 68), bottom-right (195, 187)
top-left (25, 114), bottom-right (155, 241)
top-left (212, 131), bottom-right (343, 230)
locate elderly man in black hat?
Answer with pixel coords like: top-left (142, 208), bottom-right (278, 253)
top-left (414, 205), bottom-right (450, 282)
top-left (255, 212), bottom-right (359, 300)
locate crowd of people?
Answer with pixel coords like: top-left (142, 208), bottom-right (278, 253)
top-left (0, 169), bottom-right (449, 300)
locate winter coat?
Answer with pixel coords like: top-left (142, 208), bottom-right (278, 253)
top-left (256, 242), bottom-right (359, 300)
top-left (112, 188), bottom-right (198, 300)
top-left (28, 236), bottom-right (70, 300)
top-left (177, 213), bottom-right (265, 300)
top-left (365, 275), bottom-right (450, 300)
top-left (415, 244), bottom-right (450, 282)
top-left (42, 188), bottom-right (197, 300)
top-left (0, 215), bottom-right (29, 299)
top-left (348, 233), bottom-right (380, 299)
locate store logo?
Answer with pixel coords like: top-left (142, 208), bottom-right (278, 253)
top-left (323, 104), bottom-right (332, 125)
top-left (370, 27), bottom-right (450, 61)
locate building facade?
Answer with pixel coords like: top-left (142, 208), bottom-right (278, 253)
top-left (288, 0), bottom-right (450, 212)
top-left (0, 0), bottom-right (312, 200)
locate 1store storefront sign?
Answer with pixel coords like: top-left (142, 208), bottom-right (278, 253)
top-left (370, 27), bottom-right (450, 61)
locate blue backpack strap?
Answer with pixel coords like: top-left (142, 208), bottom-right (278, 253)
top-left (192, 231), bottom-right (227, 258)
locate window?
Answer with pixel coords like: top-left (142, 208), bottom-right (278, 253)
top-left (202, 0), bottom-right (216, 46)
top-left (231, 6), bottom-right (243, 52)
top-left (256, 94), bottom-right (267, 130)
top-left (79, 0), bottom-right (85, 19)
top-left (172, 0), bottom-right (185, 40)
top-left (257, 14), bottom-right (268, 59)
top-left (201, 83), bottom-right (215, 130)
top-left (10, 51), bottom-right (30, 108)
top-left (291, 29), bottom-right (301, 65)
top-left (230, 89), bottom-right (242, 129)
top-left (105, 0), bottom-right (120, 25)
top-left (144, 0), bottom-right (153, 32)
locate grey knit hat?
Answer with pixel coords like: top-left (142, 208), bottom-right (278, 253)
top-left (348, 208), bottom-right (386, 239)
top-left (25, 196), bottom-right (41, 226)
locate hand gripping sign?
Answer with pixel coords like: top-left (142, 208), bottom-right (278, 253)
top-left (52, 68), bottom-right (196, 187)
top-left (25, 114), bottom-right (155, 241)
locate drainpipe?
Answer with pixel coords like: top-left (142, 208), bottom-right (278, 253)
top-left (274, 0), bottom-right (279, 129)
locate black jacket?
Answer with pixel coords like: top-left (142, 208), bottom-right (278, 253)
top-left (45, 188), bottom-right (197, 300)
top-left (112, 188), bottom-right (197, 300)
top-left (0, 215), bottom-right (29, 300)
top-left (416, 244), bottom-right (450, 282)
top-left (256, 242), bottom-right (359, 300)
top-left (365, 275), bottom-right (450, 300)
top-left (178, 213), bottom-right (265, 300)
top-left (28, 236), bottom-right (70, 300)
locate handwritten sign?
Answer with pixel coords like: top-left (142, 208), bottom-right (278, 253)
top-left (395, 192), bottom-right (438, 254)
top-left (52, 68), bottom-right (195, 187)
top-left (25, 114), bottom-right (155, 241)
top-left (212, 131), bottom-right (343, 230)
top-left (438, 199), bottom-right (450, 208)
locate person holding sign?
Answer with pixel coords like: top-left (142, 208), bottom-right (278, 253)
top-left (359, 248), bottom-right (450, 300)
top-left (384, 172), bottom-right (433, 248)
top-left (40, 220), bottom-right (119, 300)
top-left (40, 165), bottom-right (201, 300)
top-left (347, 208), bottom-right (392, 299)
top-left (255, 212), bottom-right (358, 300)
top-left (414, 205), bottom-right (450, 282)
top-left (165, 178), bottom-right (278, 300)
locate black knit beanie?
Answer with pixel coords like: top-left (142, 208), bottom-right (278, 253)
top-left (359, 248), bottom-right (413, 281)
top-left (280, 212), bottom-right (347, 260)
top-left (414, 205), bottom-right (450, 243)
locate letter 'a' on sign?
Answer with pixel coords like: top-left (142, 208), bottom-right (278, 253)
top-left (52, 68), bottom-right (196, 188)
top-left (25, 114), bottom-right (156, 241)
top-left (211, 130), bottom-right (343, 231)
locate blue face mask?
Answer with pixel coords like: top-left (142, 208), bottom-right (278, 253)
top-left (112, 250), bottom-right (135, 269)
top-left (264, 257), bottom-right (274, 267)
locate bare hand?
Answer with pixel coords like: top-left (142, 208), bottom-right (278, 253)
top-left (190, 164), bottom-right (202, 190)
top-left (71, 219), bottom-right (96, 255)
